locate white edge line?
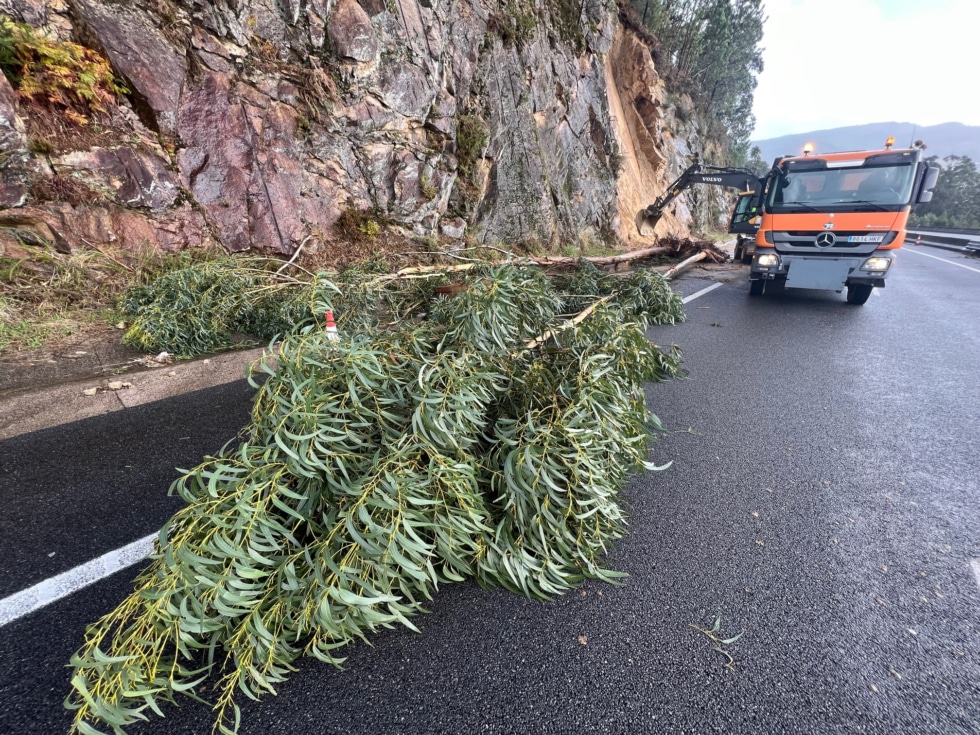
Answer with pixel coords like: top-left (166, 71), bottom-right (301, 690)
top-left (971, 559), bottom-right (980, 592)
top-left (0, 533), bottom-right (156, 627)
top-left (682, 282), bottom-right (724, 303)
top-left (903, 248), bottom-right (980, 275)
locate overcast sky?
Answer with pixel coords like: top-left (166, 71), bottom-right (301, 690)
top-left (751, 0), bottom-right (978, 140)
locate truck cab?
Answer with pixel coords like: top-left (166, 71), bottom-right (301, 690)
top-left (730, 190), bottom-right (762, 263)
top-left (749, 142), bottom-right (939, 304)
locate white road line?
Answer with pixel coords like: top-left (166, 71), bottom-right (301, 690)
top-left (971, 560), bottom-right (980, 592)
top-left (0, 533), bottom-right (156, 627)
top-left (904, 248), bottom-right (980, 275)
top-left (682, 282), bottom-right (724, 303)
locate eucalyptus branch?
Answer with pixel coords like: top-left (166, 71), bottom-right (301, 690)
top-left (524, 294), bottom-right (615, 350)
top-left (388, 245), bottom-right (518, 262)
top-left (79, 262), bottom-right (687, 734)
top-left (276, 235), bottom-right (314, 274)
top-left (449, 244), bottom-right (519, 259)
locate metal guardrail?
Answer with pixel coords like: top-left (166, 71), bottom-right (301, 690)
top-left (907, 226), bottom-right (980, 236)
top-left (906, 229), bottom-right (980, 256)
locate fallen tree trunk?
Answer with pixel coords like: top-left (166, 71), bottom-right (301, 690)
top-left (377, 247), bottom-right (674, 280)
top-left (383, 238), bottom-right (723, 278)
top-left (529, 245), bottom-right (673, 267)
top-left (663, 251), bottom-right (709, 280)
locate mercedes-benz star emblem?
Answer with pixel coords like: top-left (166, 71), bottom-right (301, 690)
top-left (815, 232), bottom-right (836, 248)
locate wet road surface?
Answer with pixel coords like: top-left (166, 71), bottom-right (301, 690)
top-left (1, 247), bottom-right (978, 734)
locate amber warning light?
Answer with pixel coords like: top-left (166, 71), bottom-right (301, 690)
top-left (885, 136), bottom-right (895, 149)
top-left (802, 142), bottom-right (814, 156)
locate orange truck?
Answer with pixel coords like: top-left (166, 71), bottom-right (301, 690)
top-left (638, 139), bottom-right (940, 305)
top-left (746, 139), bottom-right (939, 304)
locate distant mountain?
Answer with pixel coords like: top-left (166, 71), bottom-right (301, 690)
top-left (751, 122), bottom-right (980, 165)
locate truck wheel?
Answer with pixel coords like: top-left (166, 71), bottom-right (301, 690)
top-left (733, 241), bottom-right (743, 262)
top-left (749, 279), bottom-right (765, 296)
top-left (846, 284), bottom-right (873, 305)
top-left (741, 247), bottom-right (754, 265)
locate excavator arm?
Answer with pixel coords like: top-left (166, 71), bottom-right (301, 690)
top-left (636, 159), bottom-right (766, 236)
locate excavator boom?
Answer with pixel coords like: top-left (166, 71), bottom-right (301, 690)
top-left (637, 160), bottom-right (765, 236)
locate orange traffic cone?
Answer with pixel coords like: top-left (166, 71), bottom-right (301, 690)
top-left (325, 309), bottom-right (339, 342)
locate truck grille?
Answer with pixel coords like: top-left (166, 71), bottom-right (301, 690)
top-left (773, 231), bottom-right (885, 256)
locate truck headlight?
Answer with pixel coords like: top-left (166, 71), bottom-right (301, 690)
top-left (860, 257), bottom-right (891, 272)
top-left (756, 253), bottom-right (780, 267)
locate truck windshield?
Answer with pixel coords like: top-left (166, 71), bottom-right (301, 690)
top-left (767, 163), bottom-right (915, 212)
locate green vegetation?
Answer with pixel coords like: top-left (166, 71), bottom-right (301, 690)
top-left (333, 205), bottom-right (384, 243)
top-left (120, 258), bottom-right (314, 356)
top-left (66, 261), bottom-right (684, 735)
top-left (0, 15), bottom-right (127, 126)
top-left (456, 114), bottom-right (489, 182)
top-left (0, 296), bottom-right (50, 353)
top-left (627, 0), bottom-right (765, 162)
top-left (910, 155), bottom-right (980, 229)
top-left (550, 0), bottom-right (586, 51)
top-left (119, 256), bottom-right (455, 358)
top-left (420, 174), bottom-right (437, 199)
top-left (0, 237), bottom-right (218, 357)
top-left (743, 144), bottom-right (770, 178)
top-left (487, 1), bottom-right (538, 47)
top-left (485, 0), bottom-right (588, 50)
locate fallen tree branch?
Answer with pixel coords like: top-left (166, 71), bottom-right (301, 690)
top-left (316, 239), bottom-right (722, 289)
top-left (276, 235), bottom-right (313, 274)
top-left (524, 247), bottom-right (709, 350)
top-left (78, 236), bottom-right (136, 273)
top-left (525, 294), bottom-right (616, 350)
top-left (529, 246), bottom-right (673, 268)
top-left (371, 262), bottom-right (479, 284)
top-left (72, 263), bottom-right (684, 735)
top-left (662, 251), bottom-right (708, 280)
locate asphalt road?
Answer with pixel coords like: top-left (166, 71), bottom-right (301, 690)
top-left (1, 248), bottom-right (978, 734)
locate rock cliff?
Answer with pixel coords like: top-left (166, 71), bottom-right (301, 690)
top-left (0, 0), bottom-right (721, 260)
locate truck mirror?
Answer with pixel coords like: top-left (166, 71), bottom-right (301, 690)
top-left (916, 164), bottom-right (939, 204)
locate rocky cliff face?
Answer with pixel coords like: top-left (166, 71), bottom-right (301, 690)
top-left (0, 0), bottom-right (717, 260)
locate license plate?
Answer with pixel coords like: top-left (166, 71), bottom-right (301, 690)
top-left (846, 235), bottom-right (885, 243)
top-left (785, 259), bottom-right (851, 290)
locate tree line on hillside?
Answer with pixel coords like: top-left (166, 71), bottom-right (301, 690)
top-left (626, 0), bottom-right (765, 164)
top-left (910, 155), bottom-right (980, 230)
